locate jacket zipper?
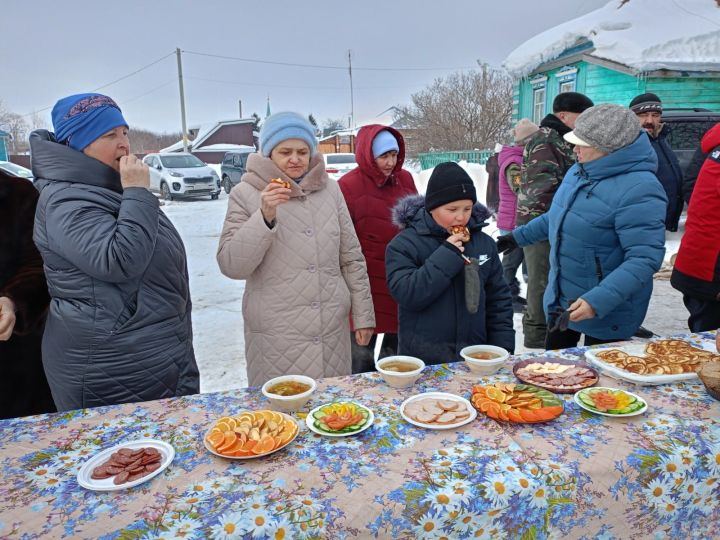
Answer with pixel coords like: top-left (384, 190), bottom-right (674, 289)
top-left (595, 256), bottom-right (604, 282)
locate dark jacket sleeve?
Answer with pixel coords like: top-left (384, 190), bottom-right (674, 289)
top-left (682, 146), bottom-right (708, 205)
top-left (0, 180), bottom-right (49, 335)
top-left (386, 234), bottom-right (465, 312)
top-left (44, 186), bottom-right (160, 282)
top-left (483, 248), bottom-right (515, 353)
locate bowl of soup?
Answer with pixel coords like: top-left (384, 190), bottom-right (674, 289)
top-left (261, 374), bottom-right (317, 412)
top-left (375, 356), bottom-right (425, 388)
top-left (460, 345), bottom-right (510, 375)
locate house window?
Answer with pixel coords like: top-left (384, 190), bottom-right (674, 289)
top-left (533, 87), bottom-right (546, 124)
top-left (559, 80), bottom-right (576, 93)
top-left (556, 66), bottom-right (578, 94)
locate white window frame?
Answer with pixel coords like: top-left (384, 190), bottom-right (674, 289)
top-left (533, 87), bottom-right (546, 124)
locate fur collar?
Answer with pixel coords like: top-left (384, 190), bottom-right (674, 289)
top-left (392, 194), bottom-right (491, 231)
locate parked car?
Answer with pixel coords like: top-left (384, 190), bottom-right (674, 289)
top-left (142, 153), bottom-right (220, 201)
top-left (663, 109), bottom-right (720, 174)
top-left (0, 160), bottom-right (33, 181)
top-left (220, 148), bottom-right (255, 193)
top-left (323, 153), bottom-right (358, 181)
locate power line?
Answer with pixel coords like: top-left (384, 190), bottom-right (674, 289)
top-left (185, 75), bottom-right (408, 91)
top-left (183, 49), bottom-right (477, 72)
top-left (22, 51), bottom-right (176, 118)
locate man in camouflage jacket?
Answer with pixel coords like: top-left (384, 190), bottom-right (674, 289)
top-left (517, 92), bottom-right (593, 348)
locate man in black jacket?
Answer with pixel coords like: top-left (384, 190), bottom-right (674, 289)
top-left (630, 93), bottom-right (683, 231)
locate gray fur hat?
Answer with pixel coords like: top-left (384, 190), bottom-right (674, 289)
top-left (564, 104), bottom-right (641, 154)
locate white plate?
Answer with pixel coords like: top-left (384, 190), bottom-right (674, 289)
top-left (584, 343), bottom-right (699, 385)
top-left (306, 402), bottom-right (374, 438)
top-left (400, 392), bottom-right (477, 430)
top-left (77, 439), bottom-right (174, 491)
top-left (203, 413), bottom-right (299, 459)
top-left (574, 387), bottom-right (648, 417)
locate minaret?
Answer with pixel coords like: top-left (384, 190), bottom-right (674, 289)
top-left (266, 95), bottom-right (271, 118)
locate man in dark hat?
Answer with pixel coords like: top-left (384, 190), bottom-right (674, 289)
top-left (630, 92), bottom-right (683, 231)
top-left (515, 91), bottom-right (594, 348)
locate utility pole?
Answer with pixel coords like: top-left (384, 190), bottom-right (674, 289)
top-left (348, 49), bottom-right (354, 129)
top-left (176, 47), bottom-right (189, 153)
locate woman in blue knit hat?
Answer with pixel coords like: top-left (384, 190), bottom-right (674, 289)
top-left (31, 93), bottom-right (199, 411)
top-left (217, 111), bottom-right (375, 387)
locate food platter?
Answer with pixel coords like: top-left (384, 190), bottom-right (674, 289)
top-left (400, 392), bottom-right (477, 430)
top-left (584, 339), bottom-right (720, 385)
top-left (574, 387), bottom-right (648, 417)
top-left (471, 383), bottom-right (564, 423)
top-left (305, 402), bottom-right (374, 438)
top-left (513, 357), bottom-right (599, 394)
top-left (204, 411), bottom-right (299, 460)
top-left (77, 439), bottom-right (174, 491)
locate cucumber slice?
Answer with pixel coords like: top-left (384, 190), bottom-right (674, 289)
top-left (542, 399), bottom-right (563, 408)
top-left (312, 410), bottom-right (325, 420)
top-left (578, 393), bottom-right (597, 408)
top-left (617, 401), bottom-right (644, 414)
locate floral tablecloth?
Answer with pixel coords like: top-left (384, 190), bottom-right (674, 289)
top-left (1, 333), bottom-right (719, 540)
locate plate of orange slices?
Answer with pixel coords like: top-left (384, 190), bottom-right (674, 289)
top-left (470, 383), bottom-right (564, 423)
top-left (204, 410), bottom-right (299, 459)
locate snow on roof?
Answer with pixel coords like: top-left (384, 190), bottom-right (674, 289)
top-left (160, 118), bottom-right (256, 153)
top-left (503, 0), bottom-right (720, 77)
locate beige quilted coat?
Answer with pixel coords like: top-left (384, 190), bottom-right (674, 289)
top-left (217, 153), bottom-right (375, 387)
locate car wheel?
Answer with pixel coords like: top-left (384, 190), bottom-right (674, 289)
top-left (223, 177), bottom-right (232, 194)
top-left (160, 182), bottom-right (173, 201)
top-left (211, 193), bottom-right (219, 200)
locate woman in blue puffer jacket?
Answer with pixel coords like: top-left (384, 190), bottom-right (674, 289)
top-left (497, 104), bottom-right (667, 349)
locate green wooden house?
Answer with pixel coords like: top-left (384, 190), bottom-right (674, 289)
top-left (0, 130), bottom-right (9, 161)
top-left (504, 0), bottom-right (720, 124)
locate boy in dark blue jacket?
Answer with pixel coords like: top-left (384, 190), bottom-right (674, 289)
top-left (386, 162), bottom-right (515, 365)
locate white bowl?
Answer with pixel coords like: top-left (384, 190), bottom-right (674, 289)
top-left (375, 356), bottom-right (425, 388)
top-left (460, 345), bottom-right (509, 375)
top-left (261, 374), bottom-right (317, 412)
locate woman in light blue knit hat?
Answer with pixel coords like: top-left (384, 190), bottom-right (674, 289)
top-left (217, 112), bottom-right (375, 387)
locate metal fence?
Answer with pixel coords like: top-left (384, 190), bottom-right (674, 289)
top-left (417, 150), bottom-right (494, 170)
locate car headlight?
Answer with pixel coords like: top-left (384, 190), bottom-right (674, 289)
top-left (210, 170), bottom-right (219, 178)
top-left (169, 171), bottom-right (183, 177)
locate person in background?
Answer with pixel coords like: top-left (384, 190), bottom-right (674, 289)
top-left (484, 145), bottom-right (501, 214)
top-left (338, 126), bottom-right (417, 373)
top-left (630, 93), bottom-right (683, 232)
top-left (0, 170), bottom-right (56, 418)
top-left (386, 162), bottom-right (514, 364)
top-left (498, 105), bottom-right (666, 349)
top-left (671, 123), bottom-right (720, 332)
top-left (31, 93), bottom-right (199, 411)
top-left (516, 92), bottom-right (594, 347)
top-left (497, 118), bottom-right (539, 312)
top-left (217, 112), bottom-right (375, 386)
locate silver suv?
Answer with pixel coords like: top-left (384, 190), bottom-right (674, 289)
top-left (142, 153), bottom-right (221, 201)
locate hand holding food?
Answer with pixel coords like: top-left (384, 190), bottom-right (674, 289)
top-left (446, 232), bottom-right (466, 252)
top-left (119, 155), bottom-right (150, 189)
top-left (261, 178), bottom-right (292, 222)
top-left (447, 225), bottom-right (471, 243)
top-left (0, 296), bottom-right (16, 341)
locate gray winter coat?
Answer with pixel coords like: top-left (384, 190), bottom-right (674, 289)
top-left (30, 130), bottom-right (199, 411)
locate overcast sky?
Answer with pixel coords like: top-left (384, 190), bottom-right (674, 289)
top-left (2, 0), bottom-right (609, 133)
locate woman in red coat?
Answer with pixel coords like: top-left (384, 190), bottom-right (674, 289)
top-left (338, 126), bottom-right (417, 373)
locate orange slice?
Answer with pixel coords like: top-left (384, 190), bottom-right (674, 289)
top-left (206, 430), bottom-right (225, 449)
top-left (273, 436), bottom-right (284, 449)
top-left (221, 438), bottom-right (245, 455)
top-left (507, 408), bottom-right (524, 423)
top-left (215, 421), bottom-right (231, 433)
top-left (242, 439), bottom-right (258, 452)
top-left (519, 409), bottom-right (539, 422)
top-left (251, 435), bottom-right (276, 455)
top-left (216, 431), bottom-right (238, 453)
top-left (486, 387), bottom-right (508, 403)
top-left (270, 411), bottom-right (285, 425)
top-left (236, 412), bottom-right (255, 424)
top-left (231, 448), bottom-right (252, 457)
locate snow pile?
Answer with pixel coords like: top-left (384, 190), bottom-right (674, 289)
top-left (415, 161), bottom-right (489, 207)
top-left (504, 0), bottom-right (720, 77)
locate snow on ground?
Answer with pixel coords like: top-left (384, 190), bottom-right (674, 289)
top-left (504, 0), bottom-right (720, 77)
top-left (161, 175), bottom-right (689, 394)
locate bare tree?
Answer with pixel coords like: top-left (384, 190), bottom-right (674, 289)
top-left (321, 117), bottom-right (347, 137)
top-left (394, 64), bottom-right (513, 155)
top-left (0, 101), bottom-right (30, 154)
top-left (129, 128), bottom-right (182, 154)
